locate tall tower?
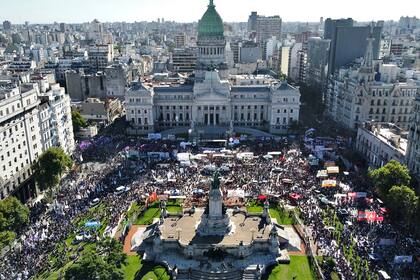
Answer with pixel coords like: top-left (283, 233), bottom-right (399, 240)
top-left (196, 0), bottom-right (228, 80)
top-left (358, 23), bottom-right (375, 83)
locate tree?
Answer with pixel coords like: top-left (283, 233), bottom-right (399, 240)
top-left (98, 238), bottom-right (127, 269)
top-left (368, 160), bottom-right (411, 197)
top-left (0, 231), bottom-right (16, 249)
top-left (386, 185), bottom-right (418, 229)
top-left (71, 111), bottom-right (87, 134)
top-left (33, 147), bottom-right (73, 190)
top-left (0, 196), bottom-right (29, 233)
top-left (64, 252), bottom-right (124, 280)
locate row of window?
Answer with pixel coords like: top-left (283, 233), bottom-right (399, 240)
top-left (369, 99), bottom-right (413, 106)
top-left (199, 47), bottom-right (224, 56)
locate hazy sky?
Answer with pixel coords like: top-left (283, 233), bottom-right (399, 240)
top-left (1, 0), bottom-right (419, 24)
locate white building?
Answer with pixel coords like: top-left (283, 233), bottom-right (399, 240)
top-left (38, 83), bottom-right (75, 155)
top-left (325, 35), bottom-right (419, 130)
top-left (0, 82), bottom-right (42, 200)
top-left (407, 94), bottom-right (420, 179)
top-left (0, 78), bottom-right (74, 200)
top-left (356, 122), bottom-right (407, 168)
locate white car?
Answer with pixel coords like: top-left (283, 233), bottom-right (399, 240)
top-left (90, 198), bottom-right (100, 206)
top-left (115, 186), bottom-right (130, 195)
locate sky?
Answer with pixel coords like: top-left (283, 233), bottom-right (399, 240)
top-left (0, 0), bottom-right (419, 24)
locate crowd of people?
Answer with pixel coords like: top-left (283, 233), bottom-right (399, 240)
top-left (0, 134), bottom-right (418, 280)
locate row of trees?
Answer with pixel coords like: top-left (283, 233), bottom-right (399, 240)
top-left (368, 160), bottom-right (419, 236)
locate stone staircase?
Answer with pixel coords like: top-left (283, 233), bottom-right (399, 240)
top-left (242, 266), bottom-right (258, 280)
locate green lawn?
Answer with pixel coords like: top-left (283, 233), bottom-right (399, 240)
top-left (124, 258), bottom-right (171, 280)
top-left (264, 256), bottom-right (314, 280)
top-left (269, 208), bottom-right (294, 225)
top-left (124, 255), bottom-right (143, 280)
top-left (134, 208), bottom-right (161, 225)
top-left (247, 206), bottom-right (263, 213)
top-left (167, 205), bottom-right (183, 213)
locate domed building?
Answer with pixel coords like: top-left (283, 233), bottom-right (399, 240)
top-left (196, 0), bottom-right (228, 80)
top-left (125, 0), bottom-right (301, 137)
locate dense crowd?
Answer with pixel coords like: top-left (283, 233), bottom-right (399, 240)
top-left (0, 135), bottom-right (418, 280)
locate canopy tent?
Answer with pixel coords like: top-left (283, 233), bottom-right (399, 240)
top-left (316, 170), bottom-right (328, 178)
top-left (85, 221), bottom-right (101, 228)
top-left (321, 180), bottom-right (337, 188)
top-left (327, 166), bottom-right (340, 174)
top-left (289, 193), bottom-right (301, 200)
top-left (347, 192), bottom-right (367, 199)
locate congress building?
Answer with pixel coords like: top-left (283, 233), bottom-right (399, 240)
top-left (125, 0), bottom-right (301, 136)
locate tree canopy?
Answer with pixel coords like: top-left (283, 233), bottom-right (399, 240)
top-left (368, 160), bottom-right (411, 197)
top-left (65, 238), bottom-right (127, 280)
top-left (64, 252), bottom-right (124, 280)
top-left (33, 147), bottom-right (73, 190)
top-left (386, 185), bottom-right (418, 228)
top-left (0, 197), bottom-right (29, 249)
top-left (71, 111), bottom-right (87, 134)
top-left (0, 196), bottom-right (29, 233)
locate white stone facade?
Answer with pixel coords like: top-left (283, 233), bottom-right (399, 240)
top-left (356, 122), bottom-right (407, 169)
top-left (0, 81), bottom-right (74, 200)
top-left (125, 73), bottom-right (300, 135)
top-left (407, 95), bottom-right (420, 179)
top-left (0, 83), bottom-right (42, 199)
top-left (326, 67), bottom-right (419, 130)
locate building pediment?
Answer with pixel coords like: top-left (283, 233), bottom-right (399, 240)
top-left (194, 88), bottom-right (229, 101)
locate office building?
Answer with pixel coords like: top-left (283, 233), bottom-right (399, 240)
top-left (327, 24), bottom-right (382, 77)
top-left (88, 44), bottom-right (114, 72)
top-left (323, 18), bottom-right (353, 40)
top-left (306, 37), bottom-right (330, 90)
top-left (256, 16), bottom-right (282, 43)
top-left (171, 47), bottom-right (197, 73)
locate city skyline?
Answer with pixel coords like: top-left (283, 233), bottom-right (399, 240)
top-left (1, 0), bottom-right (418, 24)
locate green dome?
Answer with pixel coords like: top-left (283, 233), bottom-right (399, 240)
top-left (197, 0), bottom-right (224, 39)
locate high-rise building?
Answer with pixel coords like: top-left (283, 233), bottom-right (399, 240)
top-left (0, 83), bottom-right (42, 200)
top-left (247, 12), bottom-right (258, 32)
top-left (256, 16), bottom-right (282, 43)
top-left (323, 18), bottom-right (353, 40)
top-left (306, 37), bottom-right (330, 90)
top-left (59, 22), bottom-right (66, 32)
top-left (88, 44), bottom-right (114, 72)
top-left (171, 47), bottom-right (197, 73)
top-left (0, 79), bottom-right (74, 201)
top-left (327, 24), bottom-right (382, 77)
top-left (279, 46), bottom-right (290, 76)
top-left (174, 33), bottom-right (187, 48)
top-left (3, 20), bottom-right (12, 31)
